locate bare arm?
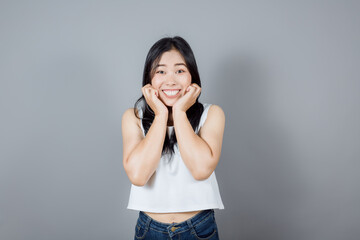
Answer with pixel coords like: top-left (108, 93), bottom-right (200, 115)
top-left (173, 105), bottom-right (225, 180)
top-left (122, 108), bottom-right (168, 186)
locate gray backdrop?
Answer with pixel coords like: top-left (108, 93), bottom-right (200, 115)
top-left (1, 1), bottom-right (359, 239)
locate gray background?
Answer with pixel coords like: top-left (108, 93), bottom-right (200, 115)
top-left (1, 1), bottom-right (359, 239)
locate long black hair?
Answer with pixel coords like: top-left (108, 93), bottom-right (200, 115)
top-left (134, 36), bottom-right (204, 158)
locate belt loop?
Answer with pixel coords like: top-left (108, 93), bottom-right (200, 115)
top-left (144, 212), bottom-right (152, 231)
top-left (186, 218), bottom-right (196, 235)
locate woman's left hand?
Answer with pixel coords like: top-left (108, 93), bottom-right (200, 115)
top-left (172, 83), bottom-right (201, 112)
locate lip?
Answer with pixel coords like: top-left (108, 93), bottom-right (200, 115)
top-left (162, 89), bottom-right (181, 98)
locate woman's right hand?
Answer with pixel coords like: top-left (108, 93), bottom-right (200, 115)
top-left (142, 84), bottom-right (168, 117)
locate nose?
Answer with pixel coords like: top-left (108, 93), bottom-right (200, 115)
top-left (164, 73), bottom-right (177, 85)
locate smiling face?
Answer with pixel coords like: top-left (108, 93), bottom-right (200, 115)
top-left (151, 49), bottom-right (192, 107)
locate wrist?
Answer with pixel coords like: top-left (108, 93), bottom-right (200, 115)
top-left (172, 109), bottom-right (187, 120)
top-left (155, 108), bottom-right (168, 118)
top-left (172, 107), bottom-right (186, 115)
top-left (154, 113), bottom-right (168, 122)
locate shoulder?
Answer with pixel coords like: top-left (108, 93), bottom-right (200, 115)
top-left (199, 104), bottom-right (225, 135)
top-left (122, 108), bottom-right (137, 119)
top-left (207, 104), bottom-right (225, 122)
top-left (122, 108), bottom-right (141, 128)
top-left (198, 104), bottom-right (225, 141)
top-left (208, 104), bottom-right (224, 115)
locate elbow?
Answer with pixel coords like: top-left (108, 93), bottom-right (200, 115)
top-left (131, 179), bottom-right (146, 187)
top-left (192, 156), bottom-right (217, 181)
top-left (124, 161), bottom-right (147, 187)
top-left (193, 167), bottom-right (213, 181)
top-left (128, 170), bottom-right (148, 186)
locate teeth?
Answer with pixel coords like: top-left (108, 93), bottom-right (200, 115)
top-left (163, 90), bottom-right (180, 96)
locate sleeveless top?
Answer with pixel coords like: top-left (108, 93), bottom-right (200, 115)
top-left (127, 103), bottom-right (225, 213)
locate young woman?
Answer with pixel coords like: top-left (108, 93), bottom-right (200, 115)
top-left (122, 36), bottom-right (225, 239)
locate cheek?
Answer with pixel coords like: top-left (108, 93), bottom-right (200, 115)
top-left (151, 78), bottom-right (161, 89)
top-left (181, 76), bottom-right (192, 94)
top-left (181, 74), bottom-right (192, 85)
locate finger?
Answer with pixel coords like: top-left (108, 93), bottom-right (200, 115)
top-left (141, 87), bottom-right (147, 97)
top-left (150, 89), bottom-right (158, 99)
top-left (193, 84), bottom-right (201, 92)
top-left (189, 86), bottom-right (196, 93)
top-left (196, 86), bottom-right (201, 93)
top-left (147, 88), bottom-right (153, 98)
top-left (191, 83), bottom-right (200, 88)
top-left (142, 87), bottom-right (150, 97)
top-left (142, 83), bottom-right (151, 90)
top-left (145, 88), bottom-right (153, 99)
top-left (195, 87), bottom-right (201, 96)
top-left (146, 83), bottom-right (154, 89)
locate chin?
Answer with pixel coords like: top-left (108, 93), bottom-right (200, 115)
top-left (161, 99), bottom-right (177, 107)
top-left (163, 102), bottom-right (175, 107)
top-left (160, 99), bottom-right (178, 107)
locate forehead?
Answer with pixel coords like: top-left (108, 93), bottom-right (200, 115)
top-left (158, 49), bottom-right (185, 65)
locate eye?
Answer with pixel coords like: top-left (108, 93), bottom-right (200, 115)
top-left (177, 69), bottom-right (185, 73)
top-left (156, 70), bottom-right (165, 74)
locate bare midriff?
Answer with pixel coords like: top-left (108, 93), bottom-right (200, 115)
top-left (144, 210), bottom-right (202, 224)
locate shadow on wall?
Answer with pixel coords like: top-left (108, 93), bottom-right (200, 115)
top-left (212, 53), bottom-right (305, 240)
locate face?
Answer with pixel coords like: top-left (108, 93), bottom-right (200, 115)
top-left (151, 49), bottom-right (192, 107)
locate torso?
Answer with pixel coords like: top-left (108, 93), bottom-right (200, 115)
top-left (144, 210), bottom-right (202, 224)
top-left (136, 108), bottom-right (201, 224)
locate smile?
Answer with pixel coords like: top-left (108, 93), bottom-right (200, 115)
top-left (162, 89), bottom-right (181, 98)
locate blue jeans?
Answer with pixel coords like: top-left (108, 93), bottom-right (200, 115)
top-left (134, 209), bottom-right (220, 239)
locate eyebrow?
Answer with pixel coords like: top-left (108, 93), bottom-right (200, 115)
top-left (155, 63), bottom-right (187, 68)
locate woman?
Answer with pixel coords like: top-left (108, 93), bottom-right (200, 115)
top-left (122, 36), bottom-right (225, 239)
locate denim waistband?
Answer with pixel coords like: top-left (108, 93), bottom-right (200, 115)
top-left (138, 209), bottom-right (214, 233)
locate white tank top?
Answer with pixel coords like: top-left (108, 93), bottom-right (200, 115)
top-left (127, 103), bottom-right (225, 213)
